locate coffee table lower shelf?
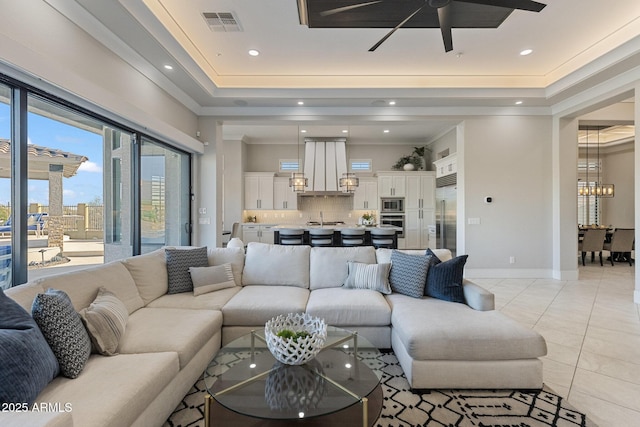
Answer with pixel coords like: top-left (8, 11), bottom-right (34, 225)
top-left (205, 382), bottom-right (383, 427)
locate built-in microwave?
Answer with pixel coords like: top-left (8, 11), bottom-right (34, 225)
top-left (380, 197), bottom-right (404, 213)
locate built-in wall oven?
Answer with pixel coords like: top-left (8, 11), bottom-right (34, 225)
top-left (379, 214), bottom-right (405, 238)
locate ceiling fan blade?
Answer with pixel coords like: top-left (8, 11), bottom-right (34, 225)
top-left (320, 1), bottom-right (384, 17)
top-left (369, 4), bottom-right (427, 51)
top-left (437, 4), bottom-right (453, 52)
top-left (455, 0), bottom-right (546, 12)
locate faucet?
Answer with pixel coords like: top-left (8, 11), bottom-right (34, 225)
top-left (320, 211), bottom-right (323, 227)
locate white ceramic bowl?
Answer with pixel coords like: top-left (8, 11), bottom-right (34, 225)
top-left (265, 313), bottom-right (327, 365)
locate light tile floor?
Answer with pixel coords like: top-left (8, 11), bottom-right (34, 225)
top-left (473, 261), bottom-right (640, 427)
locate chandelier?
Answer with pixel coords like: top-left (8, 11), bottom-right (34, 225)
top-left (289, 127), bottom-right (308, 193)
top-left (578, 126), bottom-right (614, 198)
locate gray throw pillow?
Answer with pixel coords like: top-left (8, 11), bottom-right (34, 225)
top-left (0, 289), bottom-right (59, 405)
top-left (189, 263), bottom-right (236, 296)
top-left (165, 246), bottom-right (209, 294)
top-left (80, 287), bottom-right (128, 356)
top-left (343, 261), bottom-right (392, 294)
top-left (388, 250), bottom-right (431, 298)
top-left (32, 289), bottom-right (91, 379)
top-left (425, 248), bottom-right (468, 303)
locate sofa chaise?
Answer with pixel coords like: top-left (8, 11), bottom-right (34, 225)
top-left (0, 242), bottom-right (546, 427)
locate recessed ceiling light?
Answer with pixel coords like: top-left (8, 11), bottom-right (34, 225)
top-left (388, 101), bottom-right (396, 106)
top-left (520, 49), bottom-right (533, 56)
top-left (248, 49), bottom-right (260, 56)
top-left (515, 100), bottom-right (523, 105)
top-left (300, 129), bottom-right (307, 133)
top-left (342, 129), bottom-right (348, 133)
top-left (297, 101), bottom-right (304, 105)
top-left (383, 129), bottom-right (390, 133)
top-left (163, 64), bottom-right (173, 70)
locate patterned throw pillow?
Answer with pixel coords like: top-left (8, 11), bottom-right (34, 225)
top-left (343, 261), bottom-right (392, 294)
top-left (425, 249), bottom-right (468, 303)
top-left (165, 246), bottom-right (209, 294)
top-left (32, 289), bottom-right (91, 379)
top-left (80, 287), bottom-right (128, 356)
top-left (0, 289), bottom-right (59, 405)
top-left (189, 263), bottom-right (236, 296)
top-left (388, 250), bottom-right (432, 298)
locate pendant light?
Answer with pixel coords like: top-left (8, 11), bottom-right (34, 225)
top-left (339, 128), bottom-right (359, 193)
top-left (578, 126), bottom-right (614, 198)
top-left (595, 126), bottom-right (614, 198)
top-left (578, 127), bottom-right (590, 197)
top-left (289, 126), bottom-right (308, 192)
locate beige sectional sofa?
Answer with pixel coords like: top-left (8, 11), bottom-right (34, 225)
top-left (1, 242), bottom-right (546, 427)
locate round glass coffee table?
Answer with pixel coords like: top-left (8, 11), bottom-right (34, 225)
top-left (204, 326), bottom-right (383, 427)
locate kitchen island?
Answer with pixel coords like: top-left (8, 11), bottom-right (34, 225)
top-left (272, 224), bottom-right (401, 248)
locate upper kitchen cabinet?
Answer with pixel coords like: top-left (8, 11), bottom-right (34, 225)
top-left (405, 173), bottom-right (436, 210)
top-left (433, 153), bottom-right (457, 178)
top-left (377, 173), bottom-right (406, 197)
top-left (244, 172), bottom-right (274, 210)
top-left (273, 177), bottom-right (298, 210)
top-left (353, 178), bottom-right (378, 210)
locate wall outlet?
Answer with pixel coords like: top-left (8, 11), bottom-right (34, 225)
top-left (468, 217), bottom-right (481, 225)
top-left (348, 213), bottom-right (352, 218)
top-left (509, 256), bottom-right (516, 264)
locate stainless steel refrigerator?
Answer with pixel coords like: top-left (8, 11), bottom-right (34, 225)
top-left (436, 185), bottom-right (457, 256)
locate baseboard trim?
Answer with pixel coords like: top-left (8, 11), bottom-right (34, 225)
top-left (465, 268), bottom-right (552, 279)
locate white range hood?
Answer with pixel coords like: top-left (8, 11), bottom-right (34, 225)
top-left (302, 138), bottom-right (350, 196)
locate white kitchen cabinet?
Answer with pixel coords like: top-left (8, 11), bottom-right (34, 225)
top-left (242, 224), bottom-right (275, 244)
top-left (404, 208), bottom-right (435, 249)
top-left (244, 173), bottom-right (274, 210)
top-left (405, 173), bottom-right (435, 210)
top-left (353, 178), bottom-right (378, 210)
top-left (273, 177), bottom-right (298, 210)
top-left (377, 174), bottom-right (406, 197)
top-left (433, 153), bottom-right (457, 178)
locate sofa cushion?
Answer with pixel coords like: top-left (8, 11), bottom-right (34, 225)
top-left (222, 285), bottom-right (310, 325)
top-left (242, 243), bottom-right (310, 288)
top-left (32, 289), bottom-right (92, 379)
top-left (33, 262), bottom-right (144, 314)
top-left (425, 249), bottom-right (467, 303)
top-left (306, 288), bottom-right (391, 326)
top-left (122, 249), bottom-right (168, 305)
top-left (80, 287), bottom-right (128, 356)
top-left (343, 261), bottom-right (391, 294)
top-left (388, 250), bottom-right (431, 298)
top-left (35, 352), bottom-right (179, 427)
top-left (165, 247), bottom-right (209, 294)
top-left (4, 282), bottom-right (45, 313)
top-left (0, 289), bottom-right (59, 405)
top-left (386, 293), bottom-right (547, 361)
top-left (190, 263), bottom-right (235, 296)
top-left (146, 286), bottom-right (241, 311)
top-left (117, 307), bottom-right (222, 368)
top-left (376, 248), bottom-right (452, 264)
top-left (207, 247), bottom-right (245, 286)
top-left (310, 246), bottom-right (376, 290)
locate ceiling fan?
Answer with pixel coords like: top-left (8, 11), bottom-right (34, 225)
top-left (317, 0), bottom-right (546, 52)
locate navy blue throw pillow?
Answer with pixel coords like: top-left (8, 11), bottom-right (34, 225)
top-left (0, 289), bottom-right (59, 405)
top-left (424, 249), bottom-right (468, 304)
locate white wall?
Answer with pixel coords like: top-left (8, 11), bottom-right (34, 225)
top-left (427, 128), bottom-right (458, 166)
top-left (602, 143), bottom-right (635, 227)
top-left (463, 116), bottom-right (554, 276)
top-left (0, 0), bottom-right (200, 152)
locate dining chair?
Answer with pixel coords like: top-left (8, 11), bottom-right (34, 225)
top-left (603, 228), bottom-right (635, 266)
top-left (578, 228), bottom-right (607, 266)
top-left (222, 222), bottom-right (240, 247)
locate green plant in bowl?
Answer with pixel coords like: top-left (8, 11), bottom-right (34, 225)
top-left (277, 329), bottom-right (310, 342)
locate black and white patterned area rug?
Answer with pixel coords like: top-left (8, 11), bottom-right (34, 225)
top-left (164, 352), bottom-right (597, 427)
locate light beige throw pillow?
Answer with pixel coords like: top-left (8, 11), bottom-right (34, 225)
top-left (189, 263), bottom-right (236, 296)
top-left (80, 287), bottom-right (128, 356)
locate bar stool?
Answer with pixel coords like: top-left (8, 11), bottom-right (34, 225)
top-left (278, 229), bottom-right (305, 245)
top-left (340, 228), bottom-right (366, 247)
top-left (309, 228), bottom-right (334, 247)
top-left (370, 228), bottom-right (397, 249)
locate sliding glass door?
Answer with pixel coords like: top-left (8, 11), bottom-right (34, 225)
top-left (0, 83), bottom-right (11, 289)
top-left (140, 138), bottom-right (191, 253)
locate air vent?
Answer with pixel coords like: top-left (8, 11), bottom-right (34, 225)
top-left (436, 173), bottom-right (457, 188)
top-left (202, 12), bottom-right (242, 32)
